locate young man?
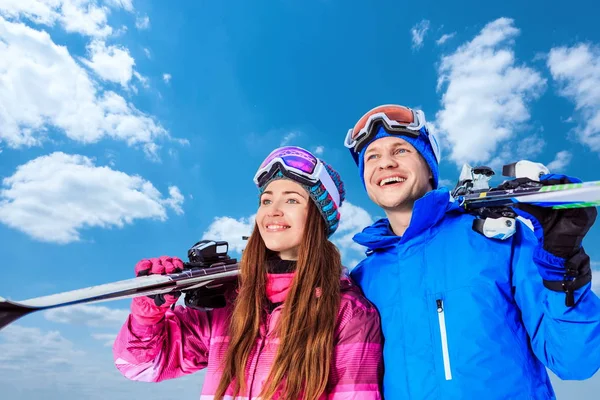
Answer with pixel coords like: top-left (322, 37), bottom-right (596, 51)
top-left (344, 104), bottom-right (600, 399)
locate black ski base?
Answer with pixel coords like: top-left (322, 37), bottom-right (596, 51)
top-left (0, 300), bottom-right (36, 331)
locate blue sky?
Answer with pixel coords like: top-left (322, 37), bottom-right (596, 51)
top-left (1, 0), bottom-right (600, 398)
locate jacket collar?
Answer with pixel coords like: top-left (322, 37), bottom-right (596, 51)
top-left (353, 187), bottom-right (460, 251)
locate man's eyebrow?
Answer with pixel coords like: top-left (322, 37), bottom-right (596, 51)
top-left (365, 146), bottom-right (381, 155)
top-left (366, 141), bottom-right (409, 155)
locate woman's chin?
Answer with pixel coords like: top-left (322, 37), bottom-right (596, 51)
top-left (264, 242), bottom-right (299, 260)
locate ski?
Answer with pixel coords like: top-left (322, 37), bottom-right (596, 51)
top-left (452, 161), bottom-right (600, 211)
top-left (0, 240), bottom-right (240, 331)
top-left (4, 160), bottom-right (598, 330)
top-left (450, 161), bottom-right (600, 240)
top-left (460, 179), bottom-right (600, 210)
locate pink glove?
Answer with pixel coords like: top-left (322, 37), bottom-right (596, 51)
top-left (131, 256), bottom-right (184, 325)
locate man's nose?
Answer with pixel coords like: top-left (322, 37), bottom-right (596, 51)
top-left (377, 153), bottom-right (399, 169)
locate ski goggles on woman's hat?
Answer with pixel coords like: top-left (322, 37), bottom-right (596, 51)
top-left (343, 104), bottom-right (441, 164)
top-left (253, 146), bottom-right (341, 208)
top-left (254, 146), bottom-right (345, 236)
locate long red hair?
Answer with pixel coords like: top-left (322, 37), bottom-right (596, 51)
top-left (214, 200), bottom-right (342, 400)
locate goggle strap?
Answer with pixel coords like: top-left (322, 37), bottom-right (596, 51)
top-left (316, 164), bottom-right (341, 208)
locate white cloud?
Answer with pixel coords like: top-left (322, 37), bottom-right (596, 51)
top-left (133, 70), bottom-right (149, 88)
top-left (411, 19), bottom-right (430, 49)
top-left (546, 150), bottom-right (572, 171)
top-left (330, 202), bottom-right (373, 269)
top-left (0, 0), bottom-right (133, 38)
top-left (105, 0), bottom-right (133, 12)
top-left (143, 47), bottom-right (151, 58)
top-left (0, 324), bottom-right (203, 399)
top-left (143, 142), bottom-right (161, 162)
top-left (436, 32), bottom-right (456, 45)
top-left (280, 131), bottom-right (299, 146)
top-left (202, 214), bottom-right (255, 253)
top-left (488, 135), bottom-right (546, 171)
top-left (0, 152), bottom-right (185, 244)
top-left (0, 17), bottom-right (168, 149)
top-left (314, 146), bottom-right (324, 155)
top-left (0, 0), bottom-right (61, 27)
top-left (163, 73), bottom-right (172, 83)
top-left (82, 40), bottom-right (135, 87)
top-left (435, 18), bottom-right (546, 166)
top-left (593, 266), bottom-right (600, 296)
top-left (45, 304), bottom-right (130, 327)
top-left (163, 186), bottom-right (185, 215)
top-left (0, 325), bottom-right (85, 372)
top-left (135, 15), bottom-right (150, 30)
top-left (91, 332), bottom-right (117, 347)
top-left (547, 43), bottom-right (600, 152)
top-left (113, 24), bottom-right (127, 36)
top-left (438, 178), bottom-right (455, 188)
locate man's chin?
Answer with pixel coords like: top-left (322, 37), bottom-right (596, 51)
top-left (380, 202), bottom-right (408, 211)
top-left (373, 191), bottom-right (408, 207)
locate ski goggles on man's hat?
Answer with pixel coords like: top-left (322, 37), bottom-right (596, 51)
top-left (253, 146), bottom-right (341, 208)
top-left (343, 104), bottom-right (441, 164)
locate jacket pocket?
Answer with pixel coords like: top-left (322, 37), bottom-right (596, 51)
top-left (428, 285), bottom-right (542, 398)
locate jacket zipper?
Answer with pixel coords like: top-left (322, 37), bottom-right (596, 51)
top-left (436, 299), bottom-right (452, 381)
top-left (248, 311), bottom-right (273, 398)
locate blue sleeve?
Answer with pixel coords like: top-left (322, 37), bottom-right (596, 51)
top-left (512, 220), bottom-right (600, 380)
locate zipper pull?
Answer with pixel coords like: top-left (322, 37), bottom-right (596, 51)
top-left (436, 299), bottom-right (443, 313)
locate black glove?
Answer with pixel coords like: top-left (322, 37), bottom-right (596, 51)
top-left (511, 175), bottom-right (597, 258)
top-left (510, 174), bottom-right (597, 306)
top-left (183, 285), bottom-right (229, 309)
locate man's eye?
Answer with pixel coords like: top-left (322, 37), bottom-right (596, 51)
top-left (395, 148), bottom-right (407, 154)
top-left (367, 154), bottom-right (379, 160)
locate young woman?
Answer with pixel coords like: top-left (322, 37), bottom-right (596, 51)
top-left (113, 145), bottom-right (383, 400)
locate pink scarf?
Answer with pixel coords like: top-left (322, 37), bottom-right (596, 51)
top-left (265, 272), bottom-right (295, 303)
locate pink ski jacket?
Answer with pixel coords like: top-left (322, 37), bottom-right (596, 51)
top-left (113, 278), bottom-right (383, 399)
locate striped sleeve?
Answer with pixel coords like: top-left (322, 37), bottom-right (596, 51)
top-left (112, 304), bottom-right (213, 382)
top-left (328, 296), bottom-right (384, 399)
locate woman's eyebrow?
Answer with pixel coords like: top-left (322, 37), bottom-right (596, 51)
top-left (283, 190), bottom-right (308, 198)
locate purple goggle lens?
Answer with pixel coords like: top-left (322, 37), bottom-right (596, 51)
top-left (259, 146), bottom-right (318, 175)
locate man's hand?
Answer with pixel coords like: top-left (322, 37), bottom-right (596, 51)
top-left (513, 174), bottom-right (597, 258)
top-left (511, 174), bottom-right (597, 306)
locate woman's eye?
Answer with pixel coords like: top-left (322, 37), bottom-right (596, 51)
top-left (261, 199), bottom-right (271, 205)
top-left (287, 198), bottom-right (299, 204)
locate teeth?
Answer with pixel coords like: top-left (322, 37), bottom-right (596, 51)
top-left (380, 176), bottom-right (406, 186)
top-left (267, 224), bottom-right (289, 230)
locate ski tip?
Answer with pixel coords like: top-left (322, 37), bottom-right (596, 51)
top-left (0, 298), bottom-right (36, 331)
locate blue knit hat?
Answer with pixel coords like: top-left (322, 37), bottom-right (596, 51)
top-left (258, 161), bottom-right (346, 237)
top-left (358, 125), bottom-right (440, 189)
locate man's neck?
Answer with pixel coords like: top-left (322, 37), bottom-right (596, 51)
top-left (384, 206), bottom-right (414, 237)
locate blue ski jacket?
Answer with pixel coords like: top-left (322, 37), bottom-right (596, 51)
top-left (350, 187), bottom-right (600, 399)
